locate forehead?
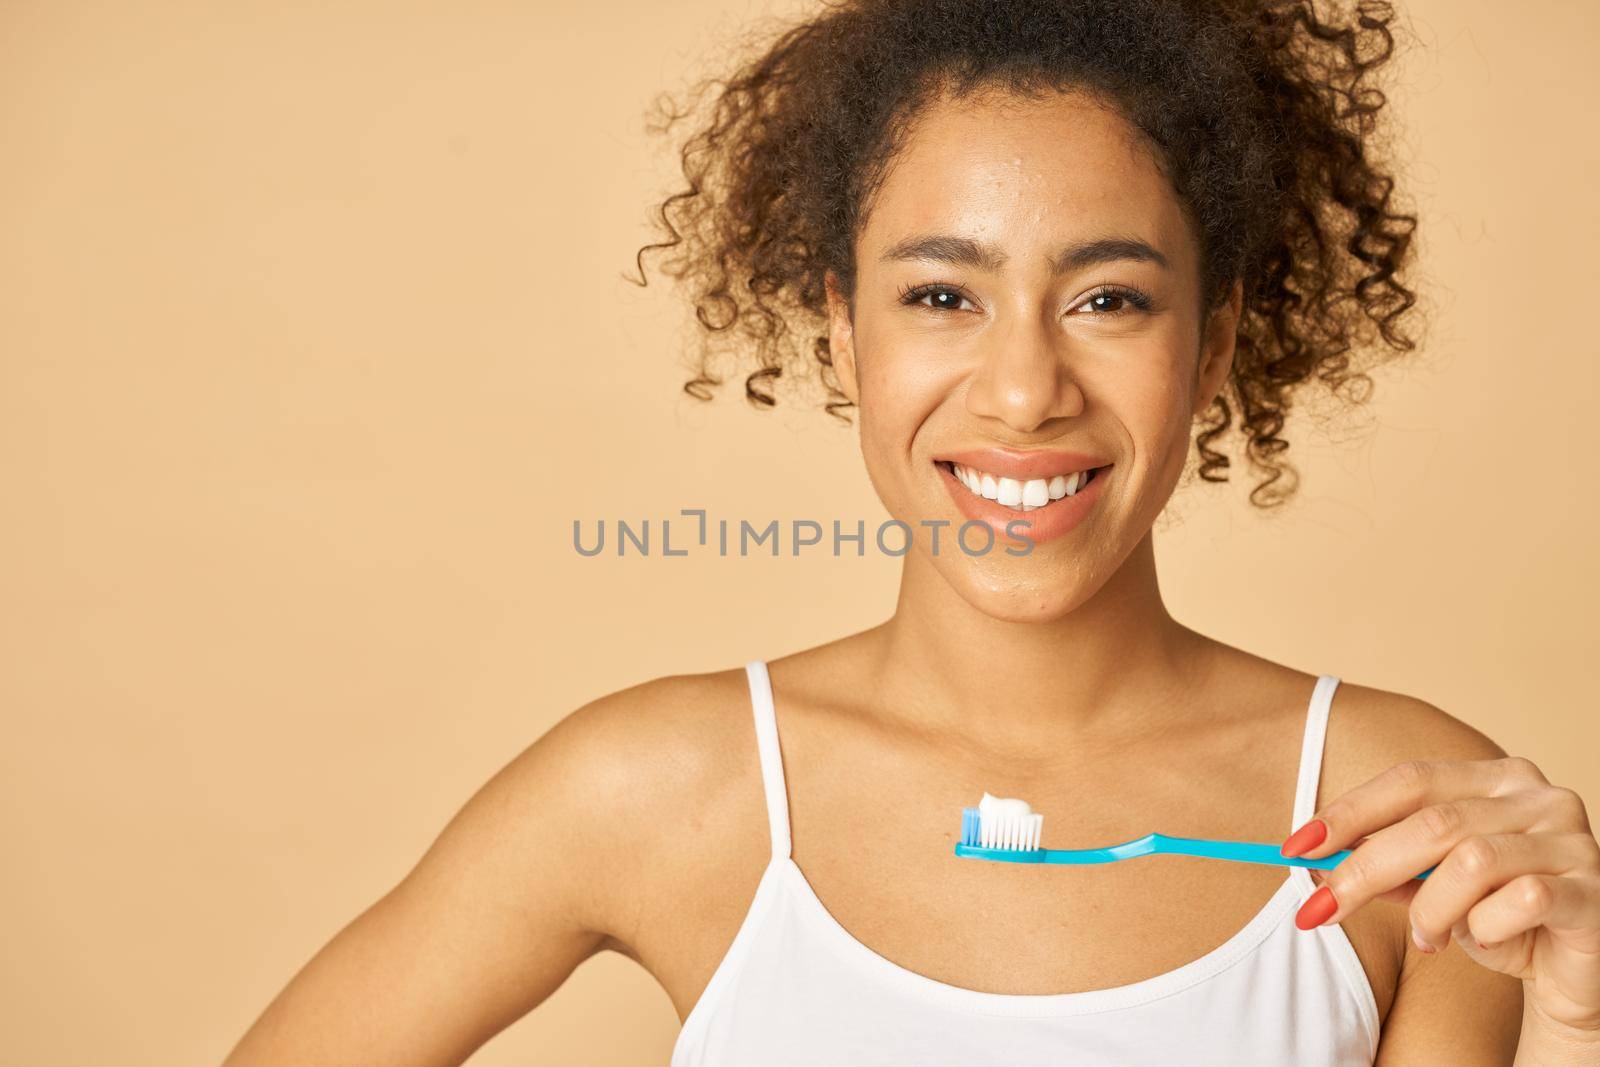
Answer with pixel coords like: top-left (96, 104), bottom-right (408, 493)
top-left (860, 87), bottom-right (1189, 265)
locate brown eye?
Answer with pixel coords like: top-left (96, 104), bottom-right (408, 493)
top-left (1073, 286), bottom-right (1154, 318)
top-left (899, 284), bottom-right (976, 313)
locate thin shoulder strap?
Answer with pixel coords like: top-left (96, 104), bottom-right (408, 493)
top-left (1292, 675), bottom-right (1342, 830)
top-left (744, 660), bottom-right (792, 860)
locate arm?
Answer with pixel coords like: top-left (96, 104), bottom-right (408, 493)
top-left (220, 680), bottom-right (691, 1066)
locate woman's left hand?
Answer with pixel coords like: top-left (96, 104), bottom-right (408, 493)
top-left (1281, 756), bottom-right (1600, 1041)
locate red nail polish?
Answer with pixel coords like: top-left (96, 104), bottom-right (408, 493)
top-left (1281, 819), bottom-right (1327, 858)
top-left (1295, 886), bottom-right (1338, 930)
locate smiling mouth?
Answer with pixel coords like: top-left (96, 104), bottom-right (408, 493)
top-left (936, 460), bottom-right (1110, 513)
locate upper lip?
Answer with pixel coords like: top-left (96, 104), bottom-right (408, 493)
top-left (933, 447), bottom-right (1112, 481)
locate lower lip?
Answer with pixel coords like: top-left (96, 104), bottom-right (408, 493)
top-left (936, 463), bottom-right (1111, 545)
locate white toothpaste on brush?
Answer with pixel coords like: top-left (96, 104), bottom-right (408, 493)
top-left (977, 791), bottom-right (1044, 850)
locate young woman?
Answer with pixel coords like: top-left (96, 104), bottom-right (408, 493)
top-left (223, 0), bottom-right (1600, 1063)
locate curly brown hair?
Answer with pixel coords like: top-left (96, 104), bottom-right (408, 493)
top-left (629, 0), bottom-right (1422, 506)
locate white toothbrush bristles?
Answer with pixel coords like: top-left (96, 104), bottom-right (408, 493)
top-left (975, 791), bottom-right (1043, 850)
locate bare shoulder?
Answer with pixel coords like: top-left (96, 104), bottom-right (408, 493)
top-left (495, 667), bottom-right (764, 941)
top-left (529, 668), bottom-right (756, 814)
top-left (1320, 679), bottom-right (1508, 802)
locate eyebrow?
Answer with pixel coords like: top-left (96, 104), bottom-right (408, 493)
top-left (878, 233), bottom-right (1171, 275)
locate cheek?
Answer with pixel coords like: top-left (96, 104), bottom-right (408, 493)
top-left (1107, 343), bottom-right (1197, 463)
top-left (1131, 376), bottom-right (1195, 448)
top-left (853, 326), bottom-right (958, 468)
top-left (857, 323), bottom-right (953, 396)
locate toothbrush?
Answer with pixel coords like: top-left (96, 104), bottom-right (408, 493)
top-left (955, 793), bottom-right (1433, 879)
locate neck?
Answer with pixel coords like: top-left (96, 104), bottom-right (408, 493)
top-left (870, 532), bottom-right (1214, 745)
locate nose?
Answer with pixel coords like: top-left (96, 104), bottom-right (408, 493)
top-left (963, 314), bottom-right (1086, 433)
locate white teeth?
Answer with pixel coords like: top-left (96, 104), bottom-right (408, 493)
top-left (947, 462), bottom-right (1100, 511)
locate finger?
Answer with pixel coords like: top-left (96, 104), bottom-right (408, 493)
top-left (1312, 865), bottom-right (1422, 906)
top-left (1407, 832), bottom-right (1597, 952)
top-left (1450, 917), bottom-right (1533, 976)
top-left (1533, 785), bottom-right (1594, 834)
top-left (1296, 794), bottom-right (1547, 930)
top-left (1465, 872), bottom-right (1600, 947)
top-left (1381, 880), bottom-right (1422, 908)
top-left (1283, 757), bottom-right (1548, 861)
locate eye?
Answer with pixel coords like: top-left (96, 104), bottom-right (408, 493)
top-left (898, 283), bottom-right (977, 313)
top-left (1072, 285), bottom-right (1154, 318)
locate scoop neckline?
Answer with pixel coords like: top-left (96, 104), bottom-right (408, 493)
top-left (778, 855), bottom-right (1307, 1018)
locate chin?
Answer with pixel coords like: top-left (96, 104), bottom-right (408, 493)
top-left (928, 550), bottom-right (1101, 624)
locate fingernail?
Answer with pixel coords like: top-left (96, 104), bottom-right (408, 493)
top-left (1281, 819), bottom-right (1327, 858)
top-left (1295, 886), bottom-right (1337, 930)
top-left (1411, 925), bottom-right (1437, 954)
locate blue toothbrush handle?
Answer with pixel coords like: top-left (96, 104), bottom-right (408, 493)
top-left (1156, 836), bottom-right (1351, 871)
top-left (1152, 835), bottom-right (1433, 879)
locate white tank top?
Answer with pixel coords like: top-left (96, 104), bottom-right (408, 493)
top-left (669, 661), bottom-right (1381, 1066)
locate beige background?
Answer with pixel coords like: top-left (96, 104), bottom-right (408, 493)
top-left (2, 0), bottom-right (1596, 1063)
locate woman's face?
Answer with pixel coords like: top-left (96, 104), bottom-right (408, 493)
top-left (827, 87), bottom-right (1241, 623)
